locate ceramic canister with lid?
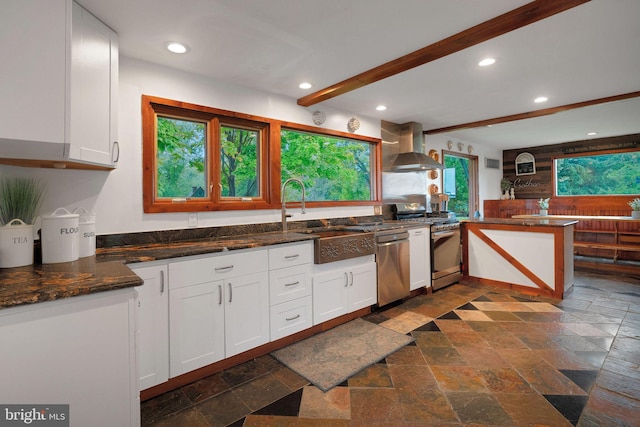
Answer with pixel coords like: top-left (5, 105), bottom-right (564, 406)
top-left (0, 219), bottom-right (34, 268)
top-left (41, 207), bottom-right (79, 264)
top-left (72, 207), bottom-right (96, 258)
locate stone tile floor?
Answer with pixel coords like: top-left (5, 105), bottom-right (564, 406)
top-left (141, 271), bottom-right (640, 426)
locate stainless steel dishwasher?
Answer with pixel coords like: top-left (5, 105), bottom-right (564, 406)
top-left (376, 228), bottom-right (410, 306)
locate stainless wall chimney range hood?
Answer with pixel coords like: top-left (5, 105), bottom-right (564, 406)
top-left (382, 120), bottom-right (444, 172)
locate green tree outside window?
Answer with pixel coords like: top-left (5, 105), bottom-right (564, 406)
top-left (281, 129), bottom-right (372, 201)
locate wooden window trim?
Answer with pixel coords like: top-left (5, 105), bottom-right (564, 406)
top-left (442, 150), bottom-right (479, 216)
top-left (142, 95), bottom-right (382, 213)
top-left (277, 121), bottom-right (382, 208)
top-left (552, 146), bottom-right (640, 198)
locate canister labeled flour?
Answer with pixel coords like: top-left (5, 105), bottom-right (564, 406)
top-left (72, 207), bottom-right (96, 258)
top-left (41, 207), bottom-right (79, 264)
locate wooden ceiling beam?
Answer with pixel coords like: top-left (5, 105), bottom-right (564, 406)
top-left (423, 91), bottom-right (640, 135)
top-left (297, 0), bottom-right (590, 107)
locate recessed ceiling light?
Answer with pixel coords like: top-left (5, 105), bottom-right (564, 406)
top-left (165, 42), bottom-right (189, 54)
top-left (299, 82), bottom-right (312, 89)
top-left (478, 58), bottom-right (496, 67)
top-left (534, 96), bottom-right (548, 103)
top-left (376, 105), bottom-right (387, 111)
top-left (587, 131), bottom-right (598, 136)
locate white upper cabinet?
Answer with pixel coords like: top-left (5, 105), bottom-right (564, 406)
top-left (0, 0), bottom-right (118, 169)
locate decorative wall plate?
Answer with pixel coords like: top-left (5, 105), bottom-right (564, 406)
top-left (429, 184), bottom-right (439, 194)
top-left (347, 117), bottom-right (360, 133)
top-left (312, 110), bottom-right (326, 125)
top-left (429, 169), bottom-right (439, 179)
top-left (428, 149), bottom-right (439, 162)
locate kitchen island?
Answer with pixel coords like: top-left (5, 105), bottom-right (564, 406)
top-left (462, 218), bottom-right (577, 299)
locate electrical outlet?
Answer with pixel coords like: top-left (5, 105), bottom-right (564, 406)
top-left (188, 213), bottom-right (197, 227)
top-left (374, 205), bottom-right (382, 215)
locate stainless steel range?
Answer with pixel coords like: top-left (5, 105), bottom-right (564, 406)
top-left (431, 221), bottom-right (461, 290)
top-left (391, 203), bottom-right (461, 291)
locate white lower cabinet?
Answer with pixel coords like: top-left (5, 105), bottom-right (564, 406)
top-left (130, 262), bottom-right (169, 390)
top-left (312, 255), bottom-right (376, 325)
top-left (268, 242), bottom-right (313, 340)
top-left (409, 227), bottom-right (430, 290)
top-left (169, 280), bottom-right (225, 377)
top-left (224, 272), bottom-right (270, 357)
top-left (167, 249), bottom-right (269, 377)
top-left (0, 289), bottom-right (139, 427)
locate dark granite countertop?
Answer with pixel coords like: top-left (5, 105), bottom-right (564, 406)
top-left (463, 218), bottom-right (578, 227)
top-left (0, 258), bottom-right (142, 310)
top-left (0, 230), bottom-right (316, 310)
top-left (95, 230), bottom-right (316, 264)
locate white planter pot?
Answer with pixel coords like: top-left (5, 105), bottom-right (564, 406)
top-left (539, 209), bottom-right (548, 216)
top-left (632, 211), bottom-right (640, 219)
top-left (0, 219), bottom-right (34, 268)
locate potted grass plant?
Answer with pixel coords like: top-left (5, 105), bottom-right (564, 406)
top-left (0, 177), bottom-right (46, 268)
top-left (629, 197), bottom-right (640, 219)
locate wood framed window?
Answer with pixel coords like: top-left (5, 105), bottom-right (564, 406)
top-left (142, 96), bottom-right (271, 213)
top-left (142, 95), bottom-right (382, 213)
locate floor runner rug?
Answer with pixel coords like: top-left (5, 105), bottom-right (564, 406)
top-left (270, 318), bottom-right (414, 392)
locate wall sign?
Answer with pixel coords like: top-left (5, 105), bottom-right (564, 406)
top-left (515, 152), bottom-right (536, 176)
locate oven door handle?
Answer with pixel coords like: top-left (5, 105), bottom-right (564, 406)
top-left (432, 230), bottom-right (458, 240)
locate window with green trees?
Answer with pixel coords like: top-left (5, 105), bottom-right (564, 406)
top-left (156, 116), bottom-right (207, 199)
top-left (280, 129), bottom-right (373, 201)
top-left (219, 122), bottom-right (263, 199)
top-left (555, 150), bottom-right (640, 196)
top-left (443, 152), bottom-right (478, 219)
top-left (142, 95), bottom-right (381, 213)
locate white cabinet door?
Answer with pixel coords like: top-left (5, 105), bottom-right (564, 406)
top-left (0, 0), bottom-right (66, 146)
top-left (269, 263), bottom-right (312, 306)
top-left (68, 1), bottom-right (118, 166)
top-left (0, 0), bottom-right (118, 168)
top-left (409, 227), bottom-right (430, 290)
top-left (270, 295), bottom-right (313, 341)
top-left (348, 261), bottom-right (377, 311)
top-left (0, 289), bottom-right (139, 427)
top-left (312, 268), bottom-right (350, 325)
top-left (131, 263), bottom-right (169, 391)
top-left (225, 272), bottom-right (270, 357)
top-left (169, 281), bottom-right (225, 377)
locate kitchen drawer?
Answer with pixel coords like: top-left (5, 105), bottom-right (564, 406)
top-left (169, 249), bottom-right (268, 289)
top-left (268, 242), bottom-right (313, 270)
top-left (269, 264), bottom-right (311, 306)
top-left (270, 295), bottom-right (312, 341)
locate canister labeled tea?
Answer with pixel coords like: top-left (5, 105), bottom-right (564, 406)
top-left (0, 219), bottom-right (34, 268)
top-left (41, 208), bottom-right (79, 264)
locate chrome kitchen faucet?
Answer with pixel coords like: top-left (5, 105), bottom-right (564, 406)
top-left (281, 178), bottom-right (306, 232)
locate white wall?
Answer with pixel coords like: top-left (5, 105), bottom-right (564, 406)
top-left (0, 57), bottom-right (381, 235)
top-left (425, 134), bottom-right (503, 216)
top-left (0, 57), bottom-right (502, 234)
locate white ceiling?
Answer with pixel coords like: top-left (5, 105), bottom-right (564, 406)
top-left (78, 0), bottom-right (640, 150)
